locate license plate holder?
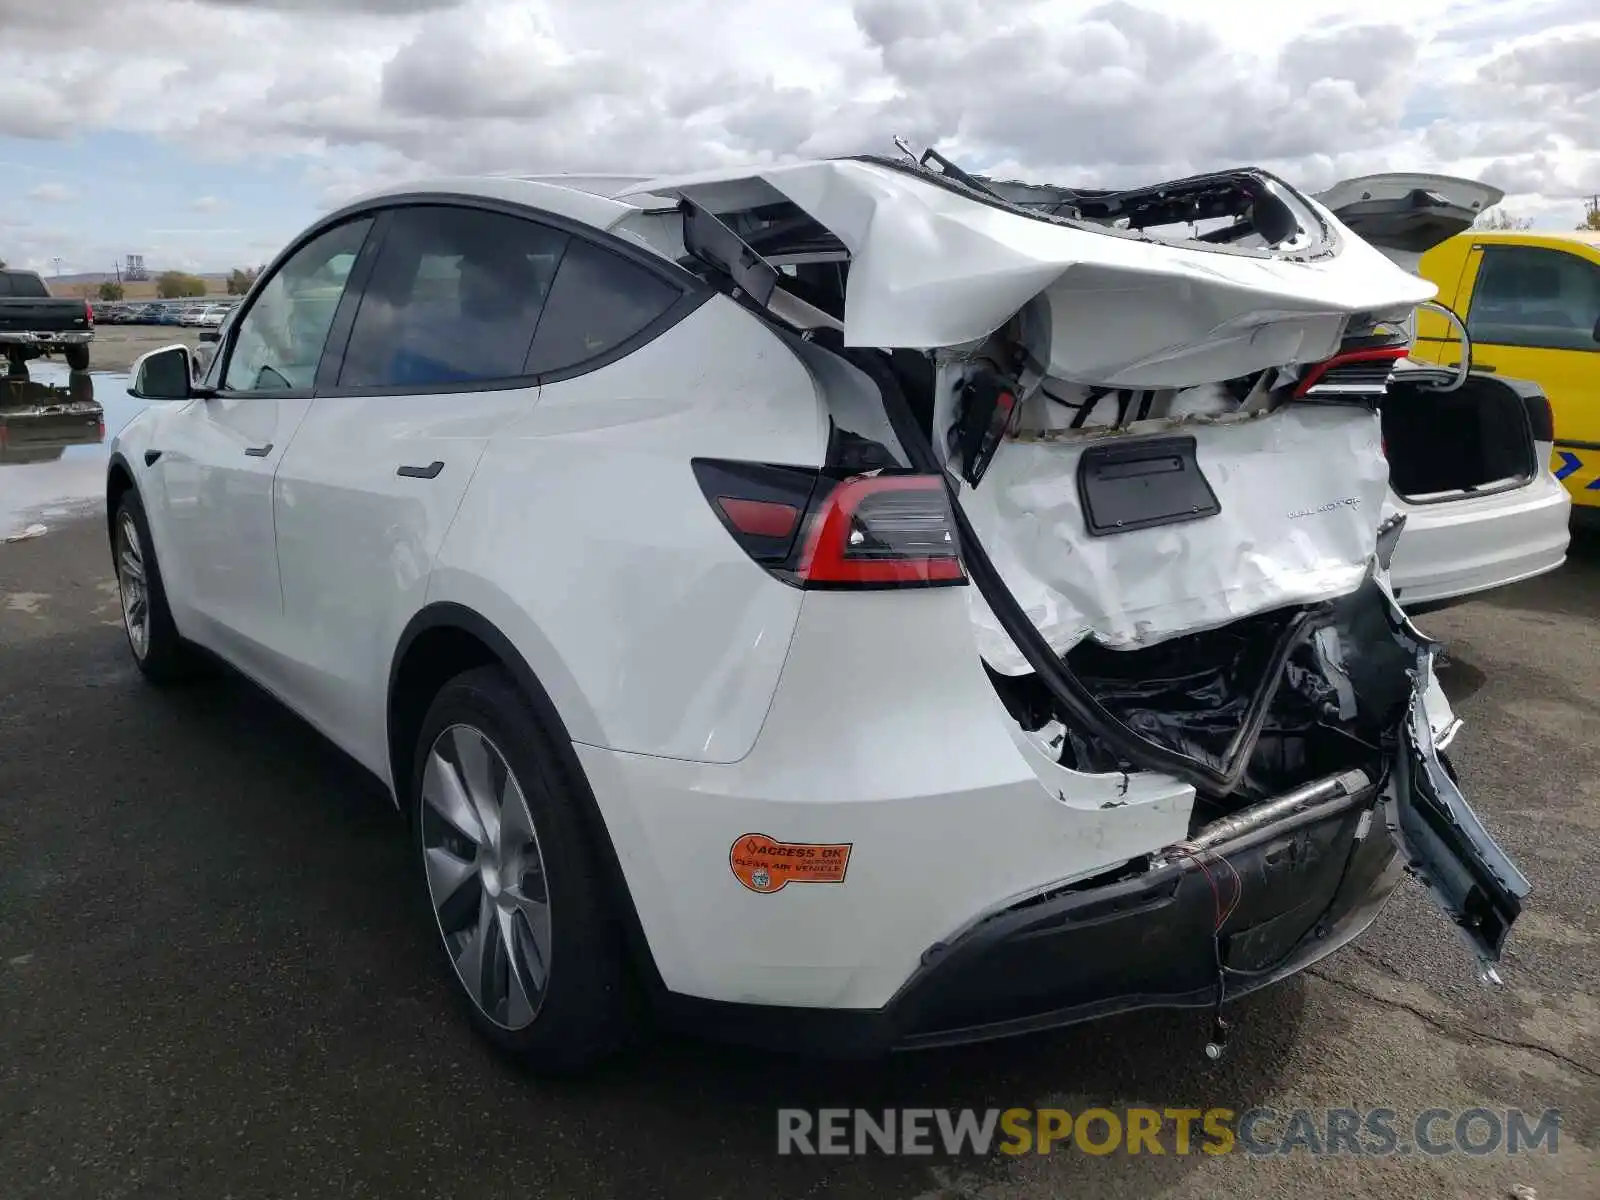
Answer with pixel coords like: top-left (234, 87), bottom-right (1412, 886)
top-left (1076, 435), bottom-right (1220, 537)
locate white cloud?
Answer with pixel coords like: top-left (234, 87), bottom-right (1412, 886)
top-left (0, 0), bottom-right (1594, 262)
top-left (190, 195), bottom-right (225, 212)
top-left (26, 181), bottom-right (78, 204)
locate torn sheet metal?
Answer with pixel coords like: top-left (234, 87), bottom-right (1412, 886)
top-left (617, 159), bottom-right (1435, 385)
top-left (962, 405), bottom-right (1391, 675)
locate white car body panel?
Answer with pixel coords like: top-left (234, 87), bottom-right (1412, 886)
top-left (576, 584), bottom-right (1194, 1008)
top-left (429, 297), bottom-right (824, 768)
top-left (615, 160), bottom-right (1435, 383)
top-left (270, 386), bottom-right (538, 778)
top-left (1386, 454), bottom-right (1570, 606)
top-left (152, 394), bottom-right (314, 680)
top-left (962, 405), bottom-right (1391, 670)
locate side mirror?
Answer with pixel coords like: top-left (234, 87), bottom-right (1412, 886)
top-left (199, 329), bottom-right (220, 344)
top-left (130, 345), bottom-right (197, 400)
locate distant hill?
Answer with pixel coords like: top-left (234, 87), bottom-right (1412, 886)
top-left (41, 272), bottom-right (234, 301)
top-left (48, 271), bottom-right (230, 286)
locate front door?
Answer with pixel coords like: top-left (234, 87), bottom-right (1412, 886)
top-left (1454, 241), bottom-right (1600, 505)
top-left (154, 216), bottom-right (375, 675)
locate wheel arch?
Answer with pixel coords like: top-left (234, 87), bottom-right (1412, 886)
top-left (386, 602), bottom-right (667, 995)
top-left (105, 452), bottom-right (136, 545)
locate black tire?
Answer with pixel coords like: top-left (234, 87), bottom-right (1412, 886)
top-left (64, 343), bottom-right (91, 372)
top-left (112, 489), bottom-right (198, 683)
top-left (411, 665), bottom-right (632, 1073)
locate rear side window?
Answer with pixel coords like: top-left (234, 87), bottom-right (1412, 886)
top-left (523, 239), bottom-right (680, 377)
top-left (338, 206), bottom-right (569, 388)
top-left (1468, 246), bottom-right (1600, 352)
top-left (0, 272), bottom-right (48, 298)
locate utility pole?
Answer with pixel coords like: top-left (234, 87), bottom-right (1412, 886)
top-left (51, 256), bottom-right (62, 278)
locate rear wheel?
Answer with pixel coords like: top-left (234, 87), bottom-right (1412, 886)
top-left (64, 343), bottom-right (90, 372)
top-left (412, 666), bottom-right (631, 1073)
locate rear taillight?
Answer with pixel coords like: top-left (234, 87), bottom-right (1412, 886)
top-left (692, 459), bottom-right (966, 589)
top-left (1522, 391), bottom-right (1555, 443)
top-left (85, 302), bottom-right (94, 325)
top-left (1294, 345), bottom-right (1409, 399)
top-left (797, 475), bottom-right (964, 585)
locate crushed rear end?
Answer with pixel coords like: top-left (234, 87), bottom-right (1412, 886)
top-left (605, 155), bottom-right (1529, 1051)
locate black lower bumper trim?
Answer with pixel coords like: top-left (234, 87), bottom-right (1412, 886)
top-left (658, 779), bottom-right (1403, 1057)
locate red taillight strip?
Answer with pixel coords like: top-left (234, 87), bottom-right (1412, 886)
top-left (716, 496), bottom-right (800, 539)
top-left (1293, 345), bottom-right (1409, 399)
top-left (795, 475), bottom-right (964, 585)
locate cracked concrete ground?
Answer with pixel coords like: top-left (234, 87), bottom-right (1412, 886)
top-left (1, 517), bottom-right (1597, 1199)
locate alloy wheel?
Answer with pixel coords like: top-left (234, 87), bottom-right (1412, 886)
top-left (116, 512), bottom-right (149, 660)
top-left (420, 724), bottom-right (552, 1030)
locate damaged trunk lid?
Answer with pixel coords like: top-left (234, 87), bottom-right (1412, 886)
top-left (643, 155), bottom-right (1528, 966)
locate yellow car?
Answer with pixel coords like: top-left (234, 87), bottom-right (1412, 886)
top-left (1410, 229), bottom-right (1600, 513)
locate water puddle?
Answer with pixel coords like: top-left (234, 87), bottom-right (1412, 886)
top-left (0, 363), bottom-right (159, 538)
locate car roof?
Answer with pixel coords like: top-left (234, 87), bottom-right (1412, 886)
top-left (338, 175), bottom-right (649, 233)
top-left (1461, 229), bottom-right (1600, 251)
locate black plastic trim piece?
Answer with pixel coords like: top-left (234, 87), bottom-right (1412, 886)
top-left (243, 443), bottom-right (273, 457)
top-left (396, 460), bottom-right (445, 479)
top-left (1076, 434), bottom-right (1220, 537)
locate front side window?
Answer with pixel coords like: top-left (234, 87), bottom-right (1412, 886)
top-left (224, 218), bottom-right (373, 391)
top-left (337, 206), bottom-right (569, 389)
top-left (1468, 245), bottom-right (1600, 352)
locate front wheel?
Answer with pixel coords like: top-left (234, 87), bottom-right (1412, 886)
top-left (412, 666), bottom-right (633, 1073)
top-left (113, 490), bottom-right (197, 682)
top-left (64, 343), bottom-right (91, 372)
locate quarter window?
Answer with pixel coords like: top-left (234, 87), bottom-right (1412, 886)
top-left (223, 218), bottom-right (373, 392)
top-left (522, 239), bottom-right (681, 377)
top-left (1468, 246), bottom-right (1600, 352)
top-left (337, 206), bottom-right (569, 388)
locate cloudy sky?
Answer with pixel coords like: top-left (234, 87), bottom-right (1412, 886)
top-left (2, 0), bottom-right (1596, 275)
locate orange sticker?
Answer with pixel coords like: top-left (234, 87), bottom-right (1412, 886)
top-left (729, 833), bottom-right (852, 893)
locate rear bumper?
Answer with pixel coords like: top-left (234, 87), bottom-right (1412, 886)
top-left (1387, 472), bottom-right (1570, 605)
top-left (0, 330), bottom-right (93, 347)
top-left (656, 778), bottom-right (1402, 1056)
top-left (575, 584), bottom-right (1428, 1053)
top-left (1554, 441), bottom-right (1600, 509)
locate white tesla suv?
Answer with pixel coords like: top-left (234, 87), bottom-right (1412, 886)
top-left (109, 153), bottom-right (1528, 1072)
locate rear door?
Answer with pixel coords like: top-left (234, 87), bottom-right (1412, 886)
top-left (269, 201), bottom-right (572, 774)
top-left (1451, 240), bottom-right (1600, 504)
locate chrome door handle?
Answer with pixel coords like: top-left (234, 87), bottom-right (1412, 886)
top-left (244, 443), bottom-right (273, 457)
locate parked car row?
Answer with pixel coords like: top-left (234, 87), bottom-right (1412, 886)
top-left (95, 299), bottom-right (242, 327)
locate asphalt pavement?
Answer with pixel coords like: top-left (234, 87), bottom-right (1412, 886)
top-left (2, 516), bottom-right (1597, 1199)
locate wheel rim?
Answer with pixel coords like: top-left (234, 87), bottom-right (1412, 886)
top-left (420, 724), bottom-right (552, 1030)
top-left (116, 512), bottom-right (150, 660)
